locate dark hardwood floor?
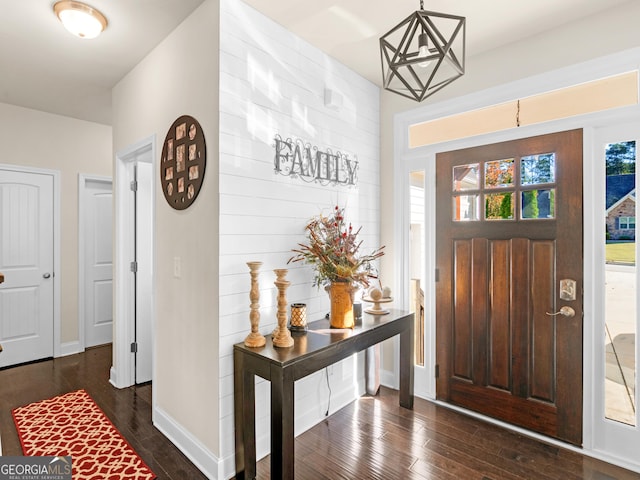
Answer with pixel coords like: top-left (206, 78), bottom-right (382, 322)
top-left (1, 345), bottom-right (639, 479)
top-left (0, 345), bottom-right (207, 479)
top-left (264, 388), bottom-right (640, 480)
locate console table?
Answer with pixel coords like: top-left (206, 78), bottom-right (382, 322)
top-left (234, 309), bottom-right (414, 479)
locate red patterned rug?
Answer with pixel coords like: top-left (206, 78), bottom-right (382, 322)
top-left (12, 389), bottom-right (156, 480)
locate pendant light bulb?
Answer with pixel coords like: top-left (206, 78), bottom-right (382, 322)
top-left (418, 32), bottom-right (431, 68)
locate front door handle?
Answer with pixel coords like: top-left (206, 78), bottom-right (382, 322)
top-left (546, 306), bottom-right (575, 317)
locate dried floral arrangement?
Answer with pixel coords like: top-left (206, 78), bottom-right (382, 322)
top-left (288, 206), bottom-right (385, 289)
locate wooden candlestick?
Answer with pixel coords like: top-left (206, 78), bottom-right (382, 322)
top-left (272, 268), bottom-right (294, 348)
top-left (244, 261), bottom-right (266, 348)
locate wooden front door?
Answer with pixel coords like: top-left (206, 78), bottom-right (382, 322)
top-left (435, 129), bottom-right (583, 445)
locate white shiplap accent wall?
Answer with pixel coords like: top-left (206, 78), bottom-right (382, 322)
top-left (218, 0), bottom-right (381, 475)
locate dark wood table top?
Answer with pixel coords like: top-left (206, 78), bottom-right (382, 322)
top-left (234, 309), bottom-right (413, 369)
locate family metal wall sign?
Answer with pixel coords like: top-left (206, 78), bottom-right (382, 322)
top-left (273, 135), bottom-right (358, 186)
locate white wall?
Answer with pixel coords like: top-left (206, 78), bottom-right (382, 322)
top-left (218, 0), bottom-right (380, 476)
top-left (111, 0), bottom-right (221, 472)
top-left (0, 102), bottom-right (112, 348)
top-left (112, 0), bottom-right (381, 476)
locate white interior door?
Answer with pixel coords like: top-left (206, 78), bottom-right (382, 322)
top-left (112, 137), bottom-right (155, 389)
top-left (0, 168), bottom-right (54, 367)
top-left (135, 162), bottom-right (153, 384)
top-left (82, 177), bottom-right (113, 348)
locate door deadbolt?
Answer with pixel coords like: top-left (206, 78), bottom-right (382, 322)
top-left (559, 279), bottom-right (577, 301)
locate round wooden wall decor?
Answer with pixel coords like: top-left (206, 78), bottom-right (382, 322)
top-left (160, 115), bottom-right (206, 210)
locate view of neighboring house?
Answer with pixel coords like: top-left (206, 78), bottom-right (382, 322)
top-left (606, 174), bottom-right (636, 240)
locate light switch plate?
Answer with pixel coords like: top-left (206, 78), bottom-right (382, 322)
top-left (173, 257), bottom-right (181, 278)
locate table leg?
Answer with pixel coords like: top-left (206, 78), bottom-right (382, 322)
top-left (234, 351), bottom-right (256, 479)
top-left (399, 316), bottom-right (415, 409)
top-left (270, 364), bottom-right (295, 479)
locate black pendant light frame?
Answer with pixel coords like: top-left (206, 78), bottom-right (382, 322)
top-left (380, 2), bottom-right (466, 102)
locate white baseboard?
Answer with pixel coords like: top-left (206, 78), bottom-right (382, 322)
top-left (108, 366), bottom-right (119, 389)
top-left (58, 341), bottom-right (82, 357)
top-left (380, 367), bottom-right (398, 390)
top-left (151, 382), bottom-right (366, 479)
top-left (154, 405), bottom-right (221, 479)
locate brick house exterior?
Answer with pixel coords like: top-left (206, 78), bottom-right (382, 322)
top-left (606, 174), bottom-right (635, 240)
top-left (606, 192), bottom-right (636, 239)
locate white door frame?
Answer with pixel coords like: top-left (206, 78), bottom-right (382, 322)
top-left (0, 163), bottom-right (61, 358)
top-left (78, 174), bottom-right (112, 351)
top-left (393, 48), bottom-right (640, 472)
top-left (588, 121), bottom-right (640, 465)
top-left (111, 135), bottom-right (156, 389)
top-left (133, 161), bottom-right (154, 384)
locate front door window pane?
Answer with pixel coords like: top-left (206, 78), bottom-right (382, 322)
top-left (521, 189), bottom-right (555, 219)
top-left (521, 153), bottom-right (555, 185)
top-left (485, 193), bottom-right (514, 220)
top-left (485, 158), bottom-right (514, 188)
top-left (453, 195), bottom-right (479, 221)
top-left (453, 164), bottom-right (479, 191)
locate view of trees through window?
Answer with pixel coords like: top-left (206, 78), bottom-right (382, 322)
top-left (606, 141), bottom-right (636, 175)
top-left (484, 154), bottom-right (555, 220)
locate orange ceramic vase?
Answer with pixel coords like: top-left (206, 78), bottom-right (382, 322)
top-left (329, 281), bottom-right (354, 329)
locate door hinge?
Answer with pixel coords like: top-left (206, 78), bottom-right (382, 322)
top-left (130, 180), bottom-right (138, 192)
top-left (435, 364), bottom-right (439, 378)
top-left (435, 269), bottom-right (440, 282)
top-left (130, 261), bottom-right (138, 273)
top-left (130, 342), bottom-right (138, 353)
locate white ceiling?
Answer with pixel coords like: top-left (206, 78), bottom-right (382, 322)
top-left (0, 0), bottom-right (631, 125)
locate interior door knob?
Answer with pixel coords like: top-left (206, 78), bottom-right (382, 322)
top-left (545, 306), bottom-right (575, 317)
top-left (43, 273), bottom-right (51, 279)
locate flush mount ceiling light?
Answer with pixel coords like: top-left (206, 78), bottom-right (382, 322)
top-left (53, 1), bottom-right (108, 39)
top-left (380, 0), bottom-right (465, 102)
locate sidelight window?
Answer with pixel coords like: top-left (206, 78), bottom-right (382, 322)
top-left (409, 170), bottom-right (426, 366)
top-left (604, 140), bottom-right (636, 427)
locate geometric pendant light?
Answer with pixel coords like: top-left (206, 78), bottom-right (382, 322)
top-left (380, 0), bottom-right (465, 101)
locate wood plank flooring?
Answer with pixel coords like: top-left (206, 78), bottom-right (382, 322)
top-left (268, 387), bottom-right (640, 480)
top-left (0, 345), bottom-right (207, 479)
top-left (1, 345), bottom-right (639, 479)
